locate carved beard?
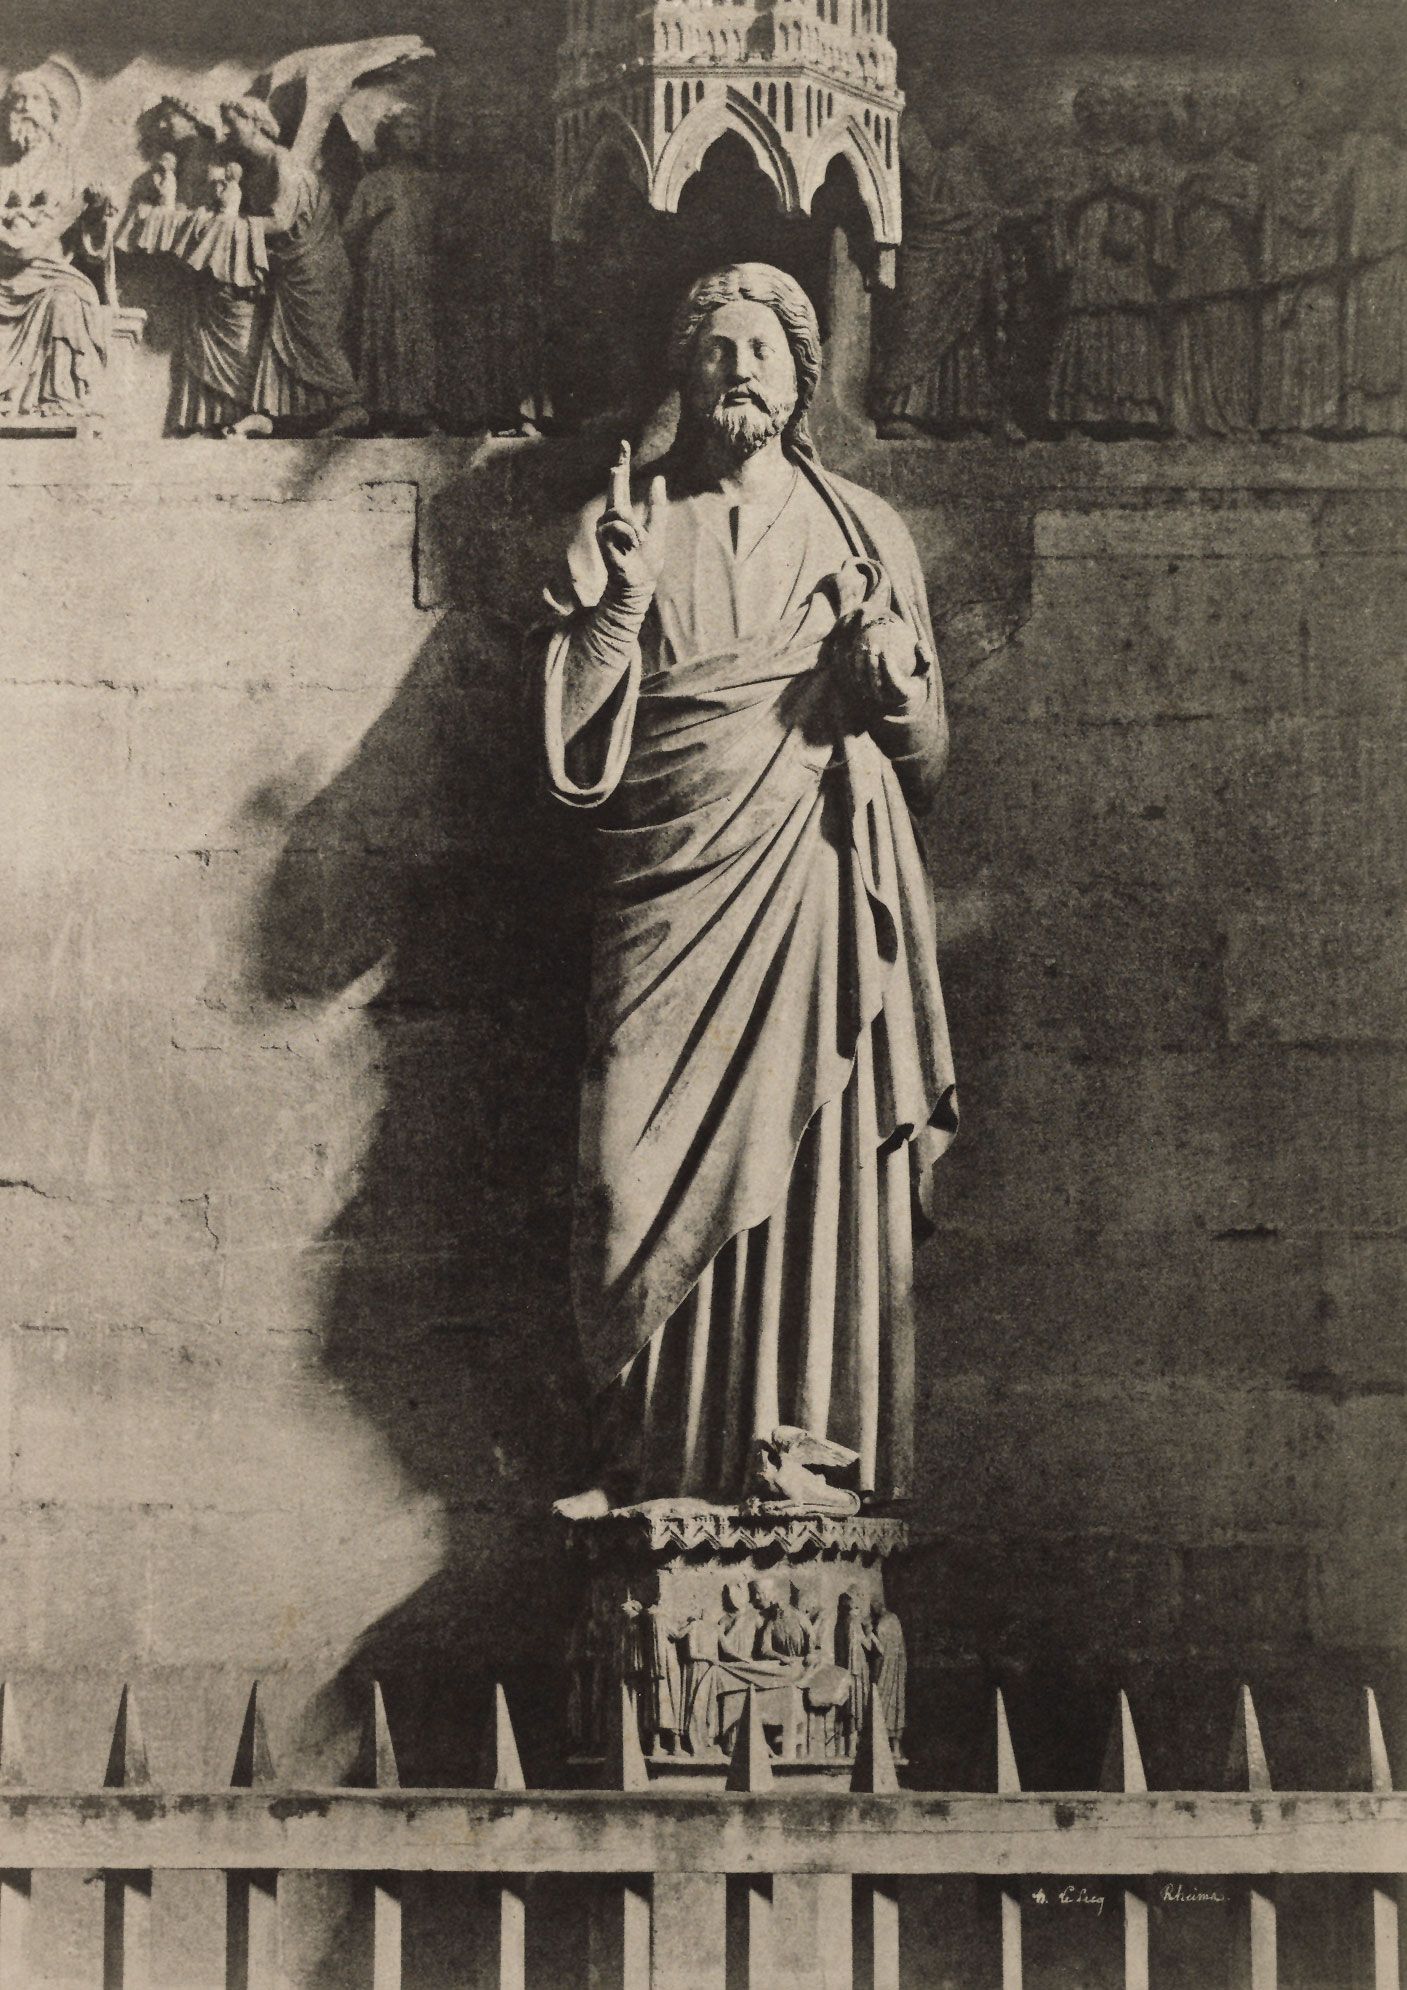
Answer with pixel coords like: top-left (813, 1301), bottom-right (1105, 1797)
top-left (700, 390), bottom-right (795, 461)
top-left (6, 115), bottom-right (47, 156)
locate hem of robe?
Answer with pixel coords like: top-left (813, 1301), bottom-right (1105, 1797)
top-left (594, 1053), bottom-right (958, 1503)
top-left (583, 1065), bottom-right (958, 1407)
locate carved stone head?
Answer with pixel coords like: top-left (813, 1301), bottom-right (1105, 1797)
top-left (377, 104), bottom-right (427, 163)
top-left (1070, 80), bottom-right (1121, 150)
top-left (221, 95), bottom-right (281, 161)
top-left (4, 74), bottom-right (58, 156)
top-left (1117, 79), bottom-right (1176, 150)
top-left (668, 263), bottom-right (820, 460)
top-left (155, 96), bottom-right (208, 149)
top-left (1174, 86), bottom-right (1241, 163)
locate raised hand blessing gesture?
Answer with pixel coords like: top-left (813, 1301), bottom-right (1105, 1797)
top-left (596, 440), bottom-right (670, 598)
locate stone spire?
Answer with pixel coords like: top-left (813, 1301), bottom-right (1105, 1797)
top-left (552, 0), bottom-right (905, 280)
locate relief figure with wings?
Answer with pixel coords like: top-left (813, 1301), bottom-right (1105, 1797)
top-left (123, 37), bottom-right (432, 435)
top-left (226, 36), bottom-right (431, 436)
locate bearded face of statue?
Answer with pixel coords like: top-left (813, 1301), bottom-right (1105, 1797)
top-left (5, 84), bottom-right (55, 157)
top-left (685, 299), bottom-right (800, 463)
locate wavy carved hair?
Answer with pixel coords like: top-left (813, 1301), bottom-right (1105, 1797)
top-left (220, 95), bottom-right (282, 146)
top-left (667, 262), bottom-right (823, 458)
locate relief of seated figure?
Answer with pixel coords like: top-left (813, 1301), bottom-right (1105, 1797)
top-left (0, 62), bottom-right (110, 422)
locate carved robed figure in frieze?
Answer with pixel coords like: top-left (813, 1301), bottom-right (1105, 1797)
top-left (541, 263), bottom-right (957, 1517)
top-left (0, 61), bottom-right (112, 421)
top-left (119, 37), bottom-right (432, 435)
top-left (879, 106), bottom-right (1003, 438)
top-left (1345, 82), bottom-right (1407, 435)
top-left (1167, 85), bottom-right (1263, 438)
top-left (343, 105), bottom-right (440, 431)
top-left (1257, 76), bottom-right (1353, 435)
top-left (1048, 80), bottom-right (1176, 433)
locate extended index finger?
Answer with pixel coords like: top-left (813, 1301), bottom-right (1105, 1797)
top-left (607, 439), bottom-right (632, 517)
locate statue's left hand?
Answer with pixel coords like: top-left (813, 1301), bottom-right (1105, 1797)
top-left (839, 611), bottom-right (925, 715)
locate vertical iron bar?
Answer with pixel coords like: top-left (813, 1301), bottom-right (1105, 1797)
top-left (0, 1872), bottom-right (30, 1990)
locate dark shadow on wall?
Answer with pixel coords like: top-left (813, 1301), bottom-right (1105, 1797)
top-left (250, 445), bottom-right (610, 1816)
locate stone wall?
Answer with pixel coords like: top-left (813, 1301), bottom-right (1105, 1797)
top-left (1, 427), bottom-right (1402, 1983)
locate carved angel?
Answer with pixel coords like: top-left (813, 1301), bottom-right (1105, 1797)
top-left (746, 1426), bottom-right (863, 1514)
top-left (216, 34), bottom-right (433, 436)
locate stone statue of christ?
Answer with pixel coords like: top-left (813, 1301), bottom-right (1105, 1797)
top-left (542, 264), bottom-right (957, 1514)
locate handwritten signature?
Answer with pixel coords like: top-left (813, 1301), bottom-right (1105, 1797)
top-left (1030, 1881), bottom-right (1230, 1912)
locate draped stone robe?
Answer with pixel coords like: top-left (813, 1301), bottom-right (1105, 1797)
top-left (542, 452), bottom-right (957, 1502)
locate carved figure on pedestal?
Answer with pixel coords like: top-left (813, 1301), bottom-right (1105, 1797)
top-left (1257, 79), bottom-right (1351, 434)
top-left (879, 105), bottom-right (1002, 438)
top-left (619, 1595), bottom-right (646, 1684)
top-left (1345, 87), bottom-right (1407, 435)
top-left (718, 1580), bottom-right (762, 1664)
top-left (0, 63), bottom-right (109, 421)
top-left (869, 1600), bottom-right (907, 1748)
top-left (218, 93), bottom-right (362, 435)
top-left (1167, 86), bottom-right (1262, 436)
top-left (714, 1579), bottom-right (764, 1752)
top-left (543, 263), bottom-right (956, 1516)
top-left (343, 104), bottom-right (439, 432)
top-left (640, 1599), bottom-right (684, 1752)
top-left (835, 1587), bottom-right (875, 1748)
top-left (678, 1605), bottom-right (722, 1753)
top-left (1049, 81), bottom-right (1176, 433)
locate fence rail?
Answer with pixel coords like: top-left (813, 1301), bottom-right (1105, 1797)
top-left (0, 1787), bottom-right (1401, 1875)
top-left (0, 1679), bottom-right (1397, 1990)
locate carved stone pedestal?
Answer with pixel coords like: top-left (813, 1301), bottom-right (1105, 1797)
top-left (563, 1504), bottom-right (908, 1787)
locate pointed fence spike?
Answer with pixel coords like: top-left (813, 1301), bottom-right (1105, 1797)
top-left (1225, 1684), bottom-right (1272, 1793)
top-left (850, 1686), bottom-right (900, 1793)
top-left (994, 1688), bottom-right (1022, 1794)
top-left (726, 1685), bottom-right (774, 1792)
top-left (230, 1682), bottom-right (276, 1788)
top-left (348, 1679), bottom-right (400, 1790)
top-left (1098, 1689), bottom-right (1148, 1794)
top-left (478, 1682), bottom-right (527, 1792)
top-left (609, 1678), bottom-right (649, 1792)
top-left (1359, 1687), bottom-right (1394, 1794)
top-left (0, 1683), bottom-right (25, 1789)
top-left (104, 1683), bottom-right (151, 1790)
